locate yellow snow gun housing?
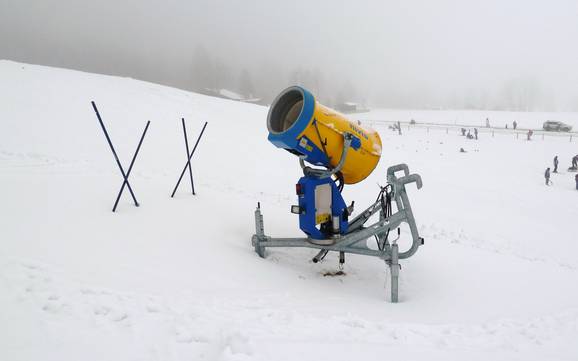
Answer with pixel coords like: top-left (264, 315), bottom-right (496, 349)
top-left (267, 86), bottom-right (382, 184)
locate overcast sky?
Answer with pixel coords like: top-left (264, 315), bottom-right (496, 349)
top-left (2, 0), bottom-right (578, 110)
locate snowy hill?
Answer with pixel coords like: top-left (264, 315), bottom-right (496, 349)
top-left (1, 60), bottom-right (577, 361)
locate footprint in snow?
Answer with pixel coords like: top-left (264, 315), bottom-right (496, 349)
top-left (93, 305), bottom-right (111, 316)
top-left (42, 299), bottom-right (70, 314)
top-left (145, 302), bottom-right (162, 313)
top-left (108, 311), bottom-right (128, 322)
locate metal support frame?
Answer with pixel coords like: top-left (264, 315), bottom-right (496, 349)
top-left (252, 163), bottom-right (423, 302)
top-left (92, 101), bottom-right (150, 212)
top-left (171, 121), bottom-right (208, 198)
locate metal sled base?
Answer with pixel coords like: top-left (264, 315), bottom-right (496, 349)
top-left (252, 164), bottom-right (424, 302)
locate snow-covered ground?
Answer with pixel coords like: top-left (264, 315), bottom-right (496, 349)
top-left (355, 108), bottom-right (578, 131)
top-left (1, 60), bottom-right (577, 361)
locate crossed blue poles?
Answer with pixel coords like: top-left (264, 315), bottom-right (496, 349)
top-left (171, 119), bottom-right (208, 197)
top-left (92, 101), bottom-right (150, 212)
top-left (92, 101), bottom-right (207, 210)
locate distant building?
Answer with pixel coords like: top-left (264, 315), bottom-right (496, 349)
top-left (335, 101), bottom-right (370, 114)
top-left (199, 88), bottom-right (265, 105)
top-left (217, 88), bottom-right (244, 101)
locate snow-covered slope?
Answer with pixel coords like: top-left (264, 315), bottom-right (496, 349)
top-left (1, 60), bottom-right (577, 361)
top-left (355, 108), bottom-right (578, 130)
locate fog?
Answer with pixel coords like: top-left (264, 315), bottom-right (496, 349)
top-left (2, 0), bottom-right (578, 110)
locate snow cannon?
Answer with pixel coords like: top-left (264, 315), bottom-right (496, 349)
top-left (252, 86), bottom-right (425, 303)
top-left (267, 86), bottom-right (382, 184)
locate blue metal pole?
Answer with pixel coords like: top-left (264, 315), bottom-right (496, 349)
top-left (92, 101), bottom-right (140, 209)
top-left (171, 121), bottom-right (207, 197)
top-left (111, 120), bottom-right (150, 212)
top-left (182, 118), bottom-right (195, 195)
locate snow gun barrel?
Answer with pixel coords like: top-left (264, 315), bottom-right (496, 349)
top-left (266, 86), bottom-right (382, 184)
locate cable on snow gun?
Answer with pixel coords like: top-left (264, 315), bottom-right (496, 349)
top-left (252, 86), bottom-right (424, 302)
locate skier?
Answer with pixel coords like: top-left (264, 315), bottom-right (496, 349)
top-left (485, 118), bottom-right (490, 128)
top-left (527, 129), bottom-right (533, 141)
top-left (474, 128), bottom-right (478, 140)
top-left (461, 128), bottom-right (466, 136)
top-left (545, 167), bottom-right (551, 186)
top-left (467, 130), bottom-right (473, 139)
top-left (513, 120), bottom-right (517, 130)
top-left (553, 156), bottom-right (559, 173)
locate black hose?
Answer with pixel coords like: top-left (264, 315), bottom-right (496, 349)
top-left (375, 184), bottom-right (394, 251)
